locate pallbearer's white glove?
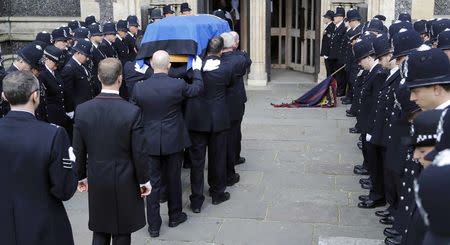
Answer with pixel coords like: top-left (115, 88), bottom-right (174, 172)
top-left (203, 59), bottom-right (221, 72)
top-left (66, 111), bottom-right (74, 119)
top-left (192, 56), bottom-right (203, 71)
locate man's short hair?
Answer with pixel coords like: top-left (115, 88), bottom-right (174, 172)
top-left (207, 36), bottom-right (224, 55)
top-left (98, 58), bottom-right (122, 86)
top-left (220, 32), bottom-right (234, 49)
top-left (2, 71), bottom-right (39, 105)
top-left (440, 83), bottom-right (450, 92)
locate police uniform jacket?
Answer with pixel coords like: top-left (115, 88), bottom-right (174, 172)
top-left (356, 64), bottom-right (387, 134)
top-left (370, 69), bottom-right (401, 146)
top-left (0, 63), bottom-right (5, 117)
top-left (39, 66), bottom-right (68, 126)
top-left (131, 71), bottom-right (203, 155)
top-left (113, 36), bottom-right (132, 65)
top-left (184, 55), bottom-right (234, 133)
top-left (320, 22), bottom-right (335, 57)
top-left (73, 93), bottom-right (149, 234)
top-left (35, 79), bottom-right (49, 122)
top-left (351, 69), bottom-right (368, 116)
top-left (123, 32), bottom-right (137, 61)
top-left (0, 111), bottom-right (77, 245)
top-left (99, 39), bottom-right (118, 58)
top-left (61, 57), bottom-right (95, 112)
top-left (90, 44), bottom-right (107, 95)
top-left (221, 50), bottom-right (252, 122)
top-left (328, 21), bottom-right (348, 64)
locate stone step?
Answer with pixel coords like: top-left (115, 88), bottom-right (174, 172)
top-left (318, 236), bottom-right (384, 245)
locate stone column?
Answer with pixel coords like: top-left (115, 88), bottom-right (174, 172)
top-left (247, 0), bottom-right (267, 86)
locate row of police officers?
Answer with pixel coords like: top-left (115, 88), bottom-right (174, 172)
top-left (0, 9), bottom-right (252, 245)
top-left (321, 6), bottom-right (450, 245)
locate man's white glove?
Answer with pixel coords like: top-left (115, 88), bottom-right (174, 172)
top-left (203, 59), bottom-right (221, 72)
top-left (192, 56), bottom-right (203, 71)
top-left (66, 111), bottom-right (74, 119)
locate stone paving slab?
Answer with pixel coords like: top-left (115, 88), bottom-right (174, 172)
top-left (318, 237), bottom-right (383, 245)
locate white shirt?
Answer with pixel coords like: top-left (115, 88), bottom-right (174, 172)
top-left (45, 64), bottom-right (55, 77)
top-left (91, 42), bottom-right (99, 49)
top-left (369, 60), bottom-right (379, 73)
top-left (386, 66), bottom-right (399, 80)
top-left (116, 34), bottom-right (122, 41)
top-left (335, 21), bottom-right (343, 30)
top-left (101, 89), bottom-right (119, 95)
top-left (105, 39), bottom-right (113, 46)
top-left (11, 108), bottom-right (34, 116)
top-left (436, 100), bottom-right (450, 109)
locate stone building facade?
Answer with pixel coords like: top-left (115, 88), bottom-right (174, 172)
top-left (1, 0), bottom-right (448, 85)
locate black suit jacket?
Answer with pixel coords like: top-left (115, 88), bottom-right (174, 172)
top-left (185, 55), bottom-right (234, 133)
top-left (39, 67), bottom-right (69, 126)
top-left (124, 33), bottom-right (137, 61)
top-left (123, 61), bottom-right (153, 97)
top-left (356, 64), bottom-right (388, 134)
top-left (99, 39), bottom-right (118, 58)
top-left (328, 22), bottom-right (348, 64)
top-left (61, 57), bottom-right (96, 112)
top-left (113, 37), bottom-right (132, 65)
top-left (73, 93), bottom-right (149, 234)
top-left (221, 50), bottom-right (252, 121)
top-left (131, 72), bottom-right (203, 155)
top-left (0, 111), bottom-right (77, 245)
top-left (321, 22), bottom-right (335, 57)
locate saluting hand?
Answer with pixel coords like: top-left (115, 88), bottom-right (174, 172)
top-left (140, 182), bottom-right (152, 198)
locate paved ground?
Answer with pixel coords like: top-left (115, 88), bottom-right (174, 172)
top-left (66, 70), bottom-right (386, 244)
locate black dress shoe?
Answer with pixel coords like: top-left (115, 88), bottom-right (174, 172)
top-left (380, 216), bottom-right (395, 225)
top-left (227, 173), bottom-right (240, 186)
top-left (212, 192), bottom-right (230, 205)
top-left (376, 210), bottom-right (391, 218)
top-left (358, 194), bottom-right (370, 202)
top-left (349, 127), bottom-right (360, 134)
top-left (346, 112), bottom-right (356, 117)
top-left (359, 178), bottom-right (371, 185)
top-left (383, 227), bottom-right (400, 238)
top-left (148, 229), bottom-right (160, 238)
top-left (237, 157), bottom-right (246, 165)
top-left (354, 168), bottom-right (370, 175)
top-left (354, 164), bottom-right (364, 170)
top-left (357, 141), bottom-right (363, 150)
top-left (357, 199), bottom-right (386, 209)
top-left (385, 235), bottom-right (402, 245)
top-left (169, 212), bottom-right (188, 227)
top-left (342, 98), bottom-right (352, 105)
top-left (191, 205), bottom-right (201, 214)
top-left (159, 195), bottom-right (168, 204)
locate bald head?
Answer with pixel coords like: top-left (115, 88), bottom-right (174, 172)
top-left (220, 32), bottom-right (234, 49)
top-left (230, 31), bottom-right (239, 49)
top-left (151, 50), bottom-right (171, 73)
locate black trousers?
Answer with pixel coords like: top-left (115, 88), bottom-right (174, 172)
top-left (328, 59), bottom-right (347, 95)
top-left (189, 130), bottom-right (227, 208)
top-left (366, 142), bottom-right (385, 201)
top-left (146, 152), bottom-right (183, 230)
top-left (227, 120), bottom-right (240, 178)
top-left (361, 134), bottom-right (369, 169)
top-left (92, 232), bottom-right (130, 245)
top-left (324, 58), bottom-right (333, 77)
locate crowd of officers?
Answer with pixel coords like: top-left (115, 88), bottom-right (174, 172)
top-left (0, 3), bottom-right (253, 245)
top-left (321, 6), bottom-right (450, 245)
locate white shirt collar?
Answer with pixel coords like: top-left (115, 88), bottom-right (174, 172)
top-left (101, 89), bottom-right (120, 95)
top-left (11, 108), bottom-right (35, 116)
top-left (335, 21), bottom-right (343, 29)
top-left (105, 39), bottom-right (112, 46)
top-left (91, 41), bottom-right (99, 49)
top-left (386, 66), bottom-right (399, 80)
top-left (127, 31), bottom-right (135, 37)
top-left (116, 34), bottom-right (122, 41)
top-left (13, 63), bottom-right (20, 70)
top-left (369, 60), bottom-right (379, 73)
top-left (45, 64), bottom-right (54, 75)
top-left (436, 100), bottom-right (450, 109)
top-left (72, 56), bottom-right (82, 66)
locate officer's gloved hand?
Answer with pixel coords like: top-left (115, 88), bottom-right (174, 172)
top-left (192, 56), bottom-right (202, 71)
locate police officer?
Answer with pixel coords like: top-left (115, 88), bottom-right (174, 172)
top-left (0, 50), bottom-right (6, 118)
top-left (163, 5), bottom-right (175, 17)
top-left (437, 29), bottom-right (450, 59)
top-left (352, 38), bottom-right (389, 209)
top-left (52, 27), bottom-right (71, 70)
top-left (88, 23), bottom-right (107, 95)
top-left (114, 20), bottom-right (132, 65)
top-left (39, 45), bottom-right (70, 129)
top-left (85, 15), bottom-right (97, 26)
top-left (131, 51), bottom-right (203, 237)
top-left (320, 10), bottom-right (335, 77)
top-left (99, 22), bottom-right (118, 58)
top-left (0, 71), bottom-right (77, 245)
top-left (414, 19), bottom-right (431, 44)
top-left (185, 36), bottom-right (233, 211)
top-left (73, 27), bottom-right (90, 44)
top-left (127, 15), bottom-right (144, 37)
top-left (68, 20), bottom-right (81, 36)
top-left (35, 31), bottom-right (52, 48)
top-left (150, 8), bottom-right (164, 23)
top-left (180, 2), bottom-right (193, 16)
top-left (61, 39), bottom-right (95, 115)
top-left (73, 58), bottom-right (151, 245)
top-left (328, 6), bottom-right (347, 97)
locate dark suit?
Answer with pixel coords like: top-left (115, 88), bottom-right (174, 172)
top-left (0, 62), bottom-right (6, 118)
top-left (221, 50), bottom-right (251, 179)
top-left (61, 57), bottom-right (96, 112)
top-left (123, 32), bottom-right (138, 61)
top-left (0, 111), bottom-right (77, 245)
top-left (39, 66), bottom-right (69, 127)
top-left (328, 22), bottom-right (348, 95)
top-left (90, 43), bottom-right (107, 96)
top-left (185, 55), bottom-right (234, 207)
top-left (321, 22), bottom-right (335, 77)
top-left (113, 36), bottom-right (132, 65)
top-left (73, 92), bottom-right (149, 244)
top-left (131, 71), bottom-right (203, 229)
top-left (123, 61), bottom-right (153, 97)
top-left (99, 39), bottom-right (118, 58)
